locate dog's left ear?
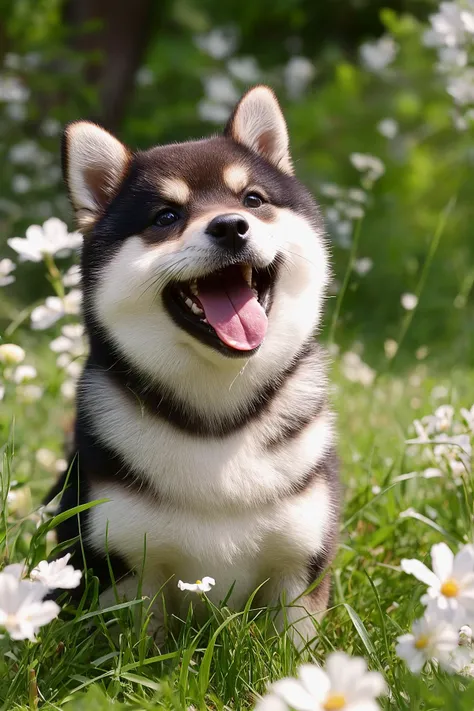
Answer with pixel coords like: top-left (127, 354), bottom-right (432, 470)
top-left (224, 85), bottom-right (293, 175)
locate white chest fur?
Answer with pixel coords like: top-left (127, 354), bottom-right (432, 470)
top-left (83, 371), bottom-right (335, 605)
top-left (88, 479), bottom-right (333, 607)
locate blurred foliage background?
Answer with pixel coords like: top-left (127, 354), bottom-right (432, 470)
top-left (1, 0), bottom-right (473, 370)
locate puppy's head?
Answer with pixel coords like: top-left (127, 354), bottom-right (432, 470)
top-left (63, 86), bottom-right (329, 379)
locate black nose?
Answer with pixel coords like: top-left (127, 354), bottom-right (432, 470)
top-left (206, 213), bottom-right (250, 251)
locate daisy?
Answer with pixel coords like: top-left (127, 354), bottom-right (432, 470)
top-left (8, 217), bottom-right (82, 262)
top-left (31, 289), bottom-right (82, 330)
top-left (0, 571), bottom-right (59, 641)
top-left (30, 553), bottom-right (82, 590)
top-left (401, 293), bottom-right (418, 311)
top-left (255, 653), bottom-right (386, 711)
top-left (0, 258), bottom-right (16, 286)
top-left (0, 343), bottom-right (25, 365)
top-left (11, 365), bottom-right (37, 384)
top-left (401, 543), bottom-right (474, 618)
top-left (350, 153), bottom-right (385, 182)
top-left (461, 405), bottom-right (474, 433)
top-left (177, 576), bottom-right (215, 593)
top-left (396, 611), bottom-right (459, 673)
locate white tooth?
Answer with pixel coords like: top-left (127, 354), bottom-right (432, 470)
top-left (252, 288), bottom-right (258, 297)
top-left (185, 297), bottom-right (193, 309)
top-left (241, 264), bottom-right (252, 287)
top-left (191, 303), bottom-right (203, 315)
top-left (203, 318), bottom-right (208, 324)
top-left (190, 282), bottom-right (198, 295)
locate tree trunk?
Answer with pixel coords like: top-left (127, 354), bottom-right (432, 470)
top-left (65, 0), bottom-right (153, 132)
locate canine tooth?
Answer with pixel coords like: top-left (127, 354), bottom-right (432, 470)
top-left (185, 297), bottom-right (193, 309)
top-left (241, 264), bottom-right (252, 286)
top-left (252, 288), bottom-right (258, 297)
top-left (190, 282), bottom-right (198, 295)
top-left (191, 303), bottom-right (203, 315)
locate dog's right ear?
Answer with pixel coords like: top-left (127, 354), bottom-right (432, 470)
top-left (62, 122), bottom-right (130, 231)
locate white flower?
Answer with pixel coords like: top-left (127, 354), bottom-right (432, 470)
top-left (31, 289), bottom-right (82, 330)
top-left (30, 553), bottom-right (82, 590)
top-left (203, 75), bottom-right (239, 104)
top-left (16, 384), bottom-right (43, 403)
top-left (195, 27), bottom-right (237, 59)
top-left (396, 611), bottom-right (459, 673)
top-left (63, 264), bottom-right (81, 288)
top-left (0, 572), bottom-right (59, 641)
top-left (41, 117), bottom-right (61, 137)
top-left (284, 56), bottom-right (315, 100)
top-left (350, 153), bottom-right (385, 182)
top-left (0, 76), bottom-right (29, 102)
top-left (177, 576), bottom-right (215, 593)
top-left (377, 118), bottom-right (399, 139)
top-left (227, 56), bottom-right (260, 83)
top-left (8, 217), bottom-right (82, 262)
top-left (11, 365), bottom-right (37, 384)
top-left (256, 654), bottom-right (385, 711)
top-left (0, 343), bottom-right (25, 365)
top-left (461, 405), bottom-right (474, 433)
top-left (198, 100), bottom-right (231, 123)
top-left (0, 258), bottom-right (16, 286)
top-left (459, 624), bottom-right (473, 646)
top-left (359, 35), bottom-right (398, 72)
top-left (433, 405), bottom-right (454, 432)
top-left (61, 379), bottom-right (77, 400)
top-left (401, 293), bottom-right (418, 310)
top-left (321, 184), bottom-right (342, 200)
top-left (135, 67), bottom-right (154, 86)
top-left (36, 448), bottom-right (64, 473)
top-left (347, 188), bottom-right (367, 203)
top-left (0, 383), bottom-right (4, 401)
top-left (384, 339), bottom-right (398, 359)
top-left (50, 324), bottom-right (85, 360)
top-left (353, 257), bottom-right (373, 276)
top-left (341, 352), bottom-right (376, 387)
top-left (447, 69), bottom-right (474, 105)
top-left (401, 543), bottom-right (474, 619)
top-left (424, 3), bottom-right (474, 50)
top-left (12, 175), bottom-right (32, 194)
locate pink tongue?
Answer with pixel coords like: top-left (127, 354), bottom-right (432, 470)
top-left (197, 266), bottom-right (268, 351)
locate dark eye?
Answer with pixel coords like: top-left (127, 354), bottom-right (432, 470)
top-left (154, 208), bottom-right (180, 227)
top-left (243, 192), bottom-right (265, 208)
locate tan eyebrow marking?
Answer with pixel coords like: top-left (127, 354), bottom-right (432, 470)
top-left (223, 164), bottom-right (249, 193)
top-left (159, 177), bottom-right (190, 204)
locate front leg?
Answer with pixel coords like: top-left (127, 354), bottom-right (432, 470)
top-left (99, 571), bottom-right (171, 646)
top-left (260, 560), bottom-right (332, 648)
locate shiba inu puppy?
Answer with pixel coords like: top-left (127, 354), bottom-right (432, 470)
top-left (50, 85), bottom-right (340, 644)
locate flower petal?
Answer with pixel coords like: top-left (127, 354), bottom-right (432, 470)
top-left (400, 558), bottom-right (440, 589)
top-left (2, 563), bottom-right (26, 580)
top-left (255, 693), bottom-right (289, 711)
top-left (272, 679), bottom-right (314, 711)
top-left (453, 545), bottom-right (474, 579)
top-left (177, 581), bottom-right (197, 591)
top-left (431, 543), bottom-right (454, 582)
top-left (298, 664), bottom-right (330, 702)
top-left (351, 671), bottom-right (386, 700)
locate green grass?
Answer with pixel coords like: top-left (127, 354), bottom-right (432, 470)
top-left (2, 348), bottom-right (474, 710)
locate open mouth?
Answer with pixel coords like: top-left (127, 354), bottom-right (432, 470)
top-left (163, 263), bottom-right (275, 356)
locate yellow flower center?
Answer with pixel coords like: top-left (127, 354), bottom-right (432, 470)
top-left (440, 579), bottom-right (459, 598)
top-left (414, 634), bottom-right (430, 650)
top-left (196, 580), bottom-right (202, 585)
top-left (323, 693), bottom-right (347, 710)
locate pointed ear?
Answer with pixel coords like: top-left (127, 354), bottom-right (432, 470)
top-left (62, 121), bottom-right (131, 231)
top-left (224, 85), bottom-right (293, 175)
